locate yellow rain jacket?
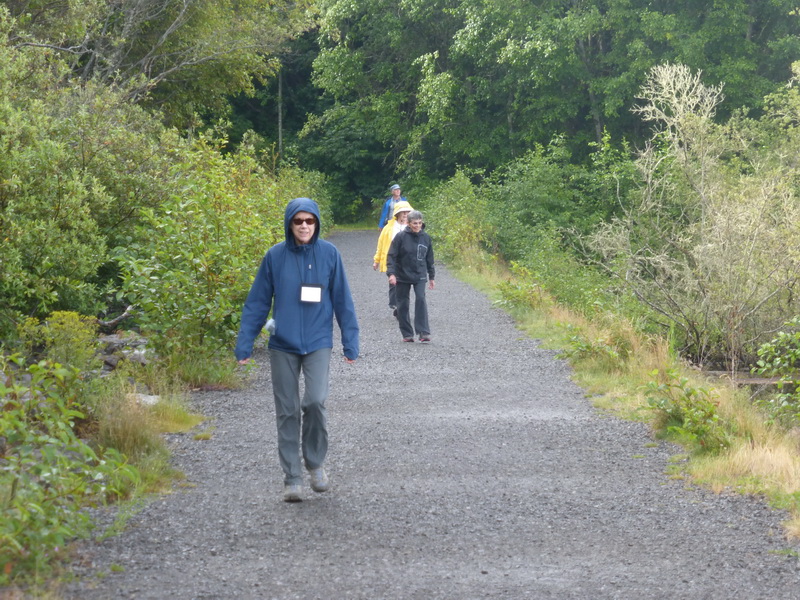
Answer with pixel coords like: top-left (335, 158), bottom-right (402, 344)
top-left (373, 201), bottom-right (412, 272)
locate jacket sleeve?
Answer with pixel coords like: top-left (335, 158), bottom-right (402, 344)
top-left (373, 225), bottom-right (391, 265)
top-left (330, 251), bottom-right (360, 360)
top-left (426, 235), bottom-right (435, 280)
top-left (386, 231), bottom-right (402, 277)
top-left (234, 253), bottom-right (274, 360)
top-left (378, 199), bottom-right (390, 229)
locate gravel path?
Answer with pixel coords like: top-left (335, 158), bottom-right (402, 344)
top-left (65, 229), bottom-right (800, 599)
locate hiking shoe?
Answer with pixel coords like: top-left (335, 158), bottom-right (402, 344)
top-left (419, 336), bottom-right (431, 343)
top-left (402, 337), bottom-right (415, 342)
top-left (283, 484), bottom-right (302, 502)
top-left (308, 467), bottom-right (330, 493)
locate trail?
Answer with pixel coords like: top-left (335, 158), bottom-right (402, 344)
top-left (66, 229), bottom-right (799, 599)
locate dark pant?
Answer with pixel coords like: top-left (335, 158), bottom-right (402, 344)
top-left (395, 280), bottom-right (430, 339)
top-left (388, 282), bottom-right (397, 308)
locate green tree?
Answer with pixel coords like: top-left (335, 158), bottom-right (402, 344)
top-left (5, 0), bottom-right (318, 124)
top-left (0, 16), bottom-right (107, 324)
top-left (309, 0), bottom-right (799, 184)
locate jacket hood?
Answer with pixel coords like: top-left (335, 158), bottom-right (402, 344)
top-left (284, 198), bottom-right (321, 247)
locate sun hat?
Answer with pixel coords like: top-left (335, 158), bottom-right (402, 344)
top-left (393, 200), bottom-right (413, 216)
top-left (390, 184), bottom-right (401, 191)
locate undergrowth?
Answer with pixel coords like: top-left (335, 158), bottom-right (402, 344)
top-left (1, 310), bottom-right (210, 588)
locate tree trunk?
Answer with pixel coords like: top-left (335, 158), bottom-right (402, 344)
top-left (278, 67), bottom-right (284, 157)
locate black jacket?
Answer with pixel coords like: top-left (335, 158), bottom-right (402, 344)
top-left (386, 225), bottom-right (435, 284)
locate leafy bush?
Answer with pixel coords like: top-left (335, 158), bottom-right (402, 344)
top-left (422, 145), bottom-right (639, 319)
top-left (0, 12), bottom-right (330, 353)
top-left (753, 317), bottom-right (800, 424)
top-left (645, 369), bottom-right (731, 454)
top-left (16, 311), bottom-right (100, 372)
top-left (0, 14), bottom-right (179, 336)
top-left (516, 225), bottom-right (611, 315)
top-left (423, 170), bottom-right (494, 263)
top-left (0, 33), bottom-right (108, 328)
top-left (0, 355), bottom-right (139, 585)
top-left (558, 325), bottom-right (629, 373)
top-left (483, 138), bottom-right (625, 261)
top-left (115, 135), bottom-right (330, 359)
top-left (495, 263), bottom-right (548, 311)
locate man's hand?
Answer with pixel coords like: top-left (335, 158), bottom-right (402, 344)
top-left (373, 262), bottom-right (379, 270)
top-left (388, 274), bottom-right (396, 285)
top-left (428, 279), bottom-right (436, 290)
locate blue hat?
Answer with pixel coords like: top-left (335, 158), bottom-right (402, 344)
top-left (390, 184), bottom-right (401, 191)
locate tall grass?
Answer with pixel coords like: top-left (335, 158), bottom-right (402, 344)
top-left (89, 362), bottom-right (204, 487)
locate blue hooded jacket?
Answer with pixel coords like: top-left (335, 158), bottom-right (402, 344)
top-left (234, 198), bottom-right (359, 361)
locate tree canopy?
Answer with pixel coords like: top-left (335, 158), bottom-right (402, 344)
top-left (5, 0), bottom-right (317, 124)
top-left (294, 0), bottom-right (800, 186)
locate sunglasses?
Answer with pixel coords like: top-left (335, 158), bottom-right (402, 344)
top-left (292, 217), bottom-right (317, 226)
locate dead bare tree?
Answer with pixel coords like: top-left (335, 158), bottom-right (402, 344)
top-left (586, 64), bottom-right (800, 371)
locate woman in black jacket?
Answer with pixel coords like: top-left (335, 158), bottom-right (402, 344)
top-left (386, 210), bottom-right (436, 342)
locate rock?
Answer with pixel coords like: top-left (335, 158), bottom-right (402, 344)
top-left (123, 348), bottom-right (149, 366)
top-left (126, 393), bottom-right (160, 406)
top-left (102, 354), bottom-right (122, 368)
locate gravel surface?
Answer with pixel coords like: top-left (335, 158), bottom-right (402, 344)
top-left (64, 229), bottom-right (800, 599)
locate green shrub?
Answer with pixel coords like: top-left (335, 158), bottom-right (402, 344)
top-left (753, 317), bottom-right (800, 424)
top-left (483, 139), bottom-right (623, 262)
top-left (516, 225), bottom-right (610, 314)
top-left (0, 15), bottom-right (176, 333)
top-left (115, 136), bottom-right (283, 357)
top-left (495, 263), bottom-right (548, 311)
top-left (0, 13), bottom-right (330, 344)
top-left (116, 136), bottom-right (331, 362)
top-left (645, 369), bottom-right (731, 454)
top-left (0, 355), bottom-right (139, 585)
top-left (558, 325), bottom-right (629, 373)
top-left (423, 170), bottom-right (494, 263)
top-left (16, 311), bottom-right (100, 372)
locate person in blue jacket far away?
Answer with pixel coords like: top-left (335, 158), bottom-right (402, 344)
top-left (378, 183), bottom-right (406, 229)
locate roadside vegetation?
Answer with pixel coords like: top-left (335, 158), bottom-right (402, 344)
top-left (421, 62), bottom-right (800, 539)
top-left (4, 0), bottom-right (800, 592)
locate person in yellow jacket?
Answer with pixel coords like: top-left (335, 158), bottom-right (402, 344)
top-left (373, 200), bottom-right (413, 315)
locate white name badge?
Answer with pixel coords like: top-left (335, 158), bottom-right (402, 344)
top-left (300, 284), bottom-right (323, 303)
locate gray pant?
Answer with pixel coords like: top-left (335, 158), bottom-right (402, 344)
top-left (269, 347), bottom-right (331, 485)
top-left (395, 280), bottom-right (430, 339)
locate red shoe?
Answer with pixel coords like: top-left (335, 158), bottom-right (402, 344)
top-left (419, 336), bottom-right (431, 343)
top-left (402, 337), bottom-right (415, 342)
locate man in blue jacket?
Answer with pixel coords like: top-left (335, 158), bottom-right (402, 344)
top-left (235, 198), bottom-right (359, 502)
top-left (377, 183), bottom-right (406, 229)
